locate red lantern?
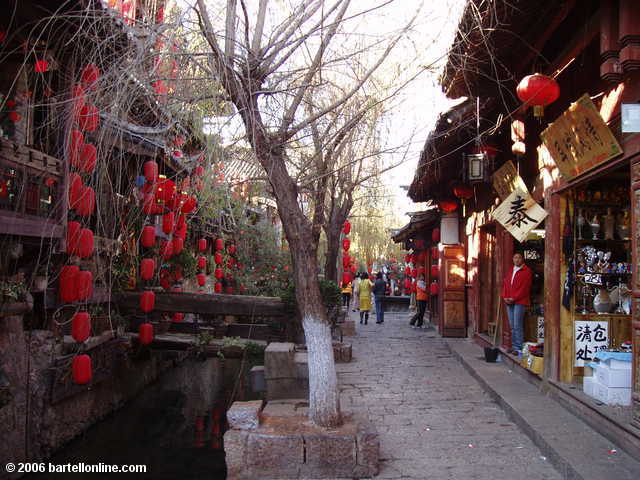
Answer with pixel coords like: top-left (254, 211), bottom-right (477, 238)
top-left (69, 129), bottom-right (84, 168)
top-left (431, 228), bottom-right (441, 243)
top-left (34, 59), bottom-right (49, 72)
top-left (343, 220), bottom-right (351, 234)
top-left (141, 225), bottom-right (156, 248)
top-left (214, 252), bottom-right (223, 265)
top-left (76, 186), bottom-right (95, 217)
top-left (173, 313), bottom-right (184, 322)
top-left (431, 265), bottom-right (439, 278)
top-left (431, 247), bottom-right (439, 260)
top-left (350, 264), bottom-right (357, 274)
top-left (139, 323), bottom-right (154, 344)
top-left (367, 267), bottom-right (373, 275)
top-left (227, 244), bottom-right (237, 255)
top-left (161, 240), bottom-right (173, 260)
top-left (142, 193), bottom-right (157, 215)
top-left (227, 258), bottom-right (235, 269)
top-left (411, 268), bottom-right (417, 278)
top-left (405, 266), bottom-right (411, 275)
top-left (516, 73), bottom-right (560, 117)
top-left (430, 281), bottom-right (439, 295)
top-left (140, 258), bottom-right (155, 281)
top-left (226, 286), bottom-right (234, 295)
top-left (403, 278), bottom-right (411, 290)
top-left (8, 111), bottom-right (21, 123)
top-left (174, 225), bottom-right (187, 240)
top-left (171, 237), bottom-right (182, 255)
top-left (177, 214), bottom-right (186, 230)
top-left (198, 238), bottom-right (207, 252)
top-left (417, 251), bottom-right (427, 263)
top-left (140, 290), bottom-right (155, 312)
top-left (81, 64), bottom-right (100, 91)
top-left (197, 256), bottom-right (207, 270)
top-left (157, 178), bottom-right (176, 204)
top-left (181, 196), bottom-right (197, 214)
top-left (214, 282), bottom-right (222, 293)
top-left (404, 254), bottom-right (411, 263)
top-left (72, 355), bottom-right (92, 384)
top-left (162, 212), bottom-right (175, 234)
top-left (215, 238), bottom-right (224, 251)
top-left (0, 180), bottom-right (8, 198)
top-left (438, 199), bottom-right (457, 213)
top-left (59, 265), bottom-right (79, 303)
top-left (214, 268), bottom-right (224, 280)
top-left (143, 161), bottom-right (158, 183)
top-left (71, 312), bottom-right (91, 342)
top-left (77, 270), bottom-right (93, 301)
top-left (453, 184), bottom-right (473, 200)
top-left (342, 272), bottom-right (352, 285)
top-left (66, 221), bottom-right (81, 255)
top-left (80, 143), bottom-right (97, 173)
top-left (78, 104), bottom-right (99, 132)
top-left (197, 273), bottom-right (206, 286)
top-left (342, 237), bottom-right (351, 251)
top-left (173, 267), bottom-right (183, 281)
top-left (69, 173), bottom-right (83, 209)
top-left (417, 266), bottom-right (425, 276)
top-left (78, 228), bottom-right (94, 259)
top-left (414, 239), bottom-right (425, 250)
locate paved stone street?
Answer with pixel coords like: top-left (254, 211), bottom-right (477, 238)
top-left (336, 310), bottom-right (562, 480)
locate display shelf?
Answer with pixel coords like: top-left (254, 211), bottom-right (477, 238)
top-left (573, 313), bottom-right (631, 317)
top-left (575, 238), bottom-right (630, 243)
top-left (575, 273), bottom-right (632, 277)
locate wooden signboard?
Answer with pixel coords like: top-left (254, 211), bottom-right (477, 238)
top-left (574, 319), bottom-right (609, 367)
top-left (541, 94), bottom-right (622, 180)
top-left (491, 188), bottom-right (548, 242)
top-left (492, 160), bottom-right (528, 200)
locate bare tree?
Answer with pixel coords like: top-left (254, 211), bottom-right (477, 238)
top-left (191, 0), bottom-right (417, 427)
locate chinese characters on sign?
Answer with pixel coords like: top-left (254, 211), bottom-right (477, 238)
top-left (492, 188), bottom-right (549, 242)
top-left (492, 160), bottom-right (528, 201)
top-left (574, 320), bottom-right (609, 367)
top-left (541, 94), bottom-right (622, 181)
top-left (537, 317), bottom-right (545, 343)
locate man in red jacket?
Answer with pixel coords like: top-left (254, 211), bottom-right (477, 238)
top-left (501, 252), bottom-right (533, 354)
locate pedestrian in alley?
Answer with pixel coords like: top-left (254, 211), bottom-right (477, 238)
top-left (373, 271), bottom-right (386, 324)
top-left (351, 273), bottom-right (360, 312)
top-left (501, 252), bottom-right (533, 354)
top-left (358, 271), bottom-right (374, 325)
top-left (341, 279), bottom-right (352, 309)
top-left (409, 273), bottom-right (428, 328)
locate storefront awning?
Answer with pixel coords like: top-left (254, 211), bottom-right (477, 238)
top-left (391, 209), bottom-right (439, 244)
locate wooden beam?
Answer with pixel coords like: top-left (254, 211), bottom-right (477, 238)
top-left (117, 291), bottom-right (286, 316)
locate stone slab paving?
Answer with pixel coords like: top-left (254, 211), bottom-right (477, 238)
top-left (336, 311), bottom-right (561, 480)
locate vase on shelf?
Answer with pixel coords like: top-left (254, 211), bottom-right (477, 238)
top-left (617, 210), bottom-right (630, 240)
top-left (593, 288), bottom-right (612, 314)
top-left (576, 209), bottom-right (585, 240)
top-left (589, 214), bottom-right (600, 240)
top-left (603, 208), bottom-right (614, 240)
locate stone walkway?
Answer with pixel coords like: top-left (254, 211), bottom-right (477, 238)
top-left (336, 310), bottom-right (561, 480)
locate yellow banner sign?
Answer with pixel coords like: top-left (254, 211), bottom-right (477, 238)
top-left (541, 94), bottom-right (622, 180)
top-left (492, 188), bottom-right (548, 243)
top-left (492, 160), bottom-right (528, 200)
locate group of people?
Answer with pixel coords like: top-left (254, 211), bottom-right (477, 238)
top-left (341, 272), bottom-right (387, 324)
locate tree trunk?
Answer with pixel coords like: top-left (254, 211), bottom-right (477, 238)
top-left (324, 226), bottom-right (341, 284)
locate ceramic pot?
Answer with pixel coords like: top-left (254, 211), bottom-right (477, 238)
top-left (593, 288), bottom-right (612, 314)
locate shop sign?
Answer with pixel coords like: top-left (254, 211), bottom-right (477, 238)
top-left (541, 94), bottom-right (622, 181)
top-left (537, 317), bottom-right (544, 343)
top-left (492, 160), bottom-right (528, 200)
top-left (491, 188), bottom-right (548, 242)
top-left (574, 319), bottom-right (609, 367)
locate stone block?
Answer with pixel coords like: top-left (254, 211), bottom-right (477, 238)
top-left (264, 342), bottom-right (296, 379)
top-left (354, 420), bottom-right (380, 478)
top-left (266, 378), bottom-right (309, 401)
top-left (250, 366), bottom-right (265, 393)
top-left (227, 400), bottom-right (264, 430)
top-left (224, 429), bottom-right (249, 480)
top-left (301, 432), bottom-right (356, 479)
top-left (294, 351), bottom-right (309, 379)
top-left (262, 399), bottom-right (309, 418)
top-left (247, 432), bottom-right (303, 479)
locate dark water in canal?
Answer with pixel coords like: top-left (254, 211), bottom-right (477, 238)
top-left (27, 357), bottom-right (232, 479)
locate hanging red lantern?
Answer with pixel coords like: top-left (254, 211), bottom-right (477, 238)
top-left (161, 240), bottom-right (173, 260)
top-left (80, 64), bottom-right (100, 91)
top-left (72, 355), bottom-right (92, 384)
top-left (196, 273), bottom-right (206, 286)
top-left (173, 268), bottom-right (183, 282)
top-left (214, 268), bottom-right (224, 280)
top-left (79, 143), bottom-right (97, 173)
top-left (405, 266), bottom-right (411, 275)
top-left (431, 247), bottom-right (439, 261)
top-left (227, 244), bottom-right (236, 255)
top-left (226, 258), bottom-right (235, 269)
top-left (140, 290), bottom-right (155, 312)
top-left (8, 111), bottom-right (21, 123)
top-left (162, 212), bottom-right (174, 234)
top-left (453, 184), bottom-right (473, 200)
top-left (431, 228), bottom-right (441, 243)
top-left (516, 73), bottom-right (560, 117)
top-left (438, 199), bottom-right (458, 213)
top-left (343, 254), bottom-right (351, 267)
top-left (214, 252), bottom-right (223, 265)
top-left (143, 161), bottom-right (158, 183)
top-left (417, 251), bottom-right (427, 263)
top-left (404, 278), bottom-right (411, 290)
top-left (76, 186), bottom-right (95, 217)
top-left (343, 220), bottom-right (351, 234)
top-left (34, 59), bottom-right (49, 72)
top-left (174, 225), bottom-right (187, 240)
top-left (69, 173), bottom-right (83, 209)
top-left (414, 239), bottom-right (425, 250)
top-left (66, 221), bottom-right (81, 255)
top-left (77, 228), bottom-right (94, 259)
top-left (431, 264), bottom-right (439, 278)
top-left (140, 258), bottom-right (155, 281)
top-left (139, 323), bottom-right (154, 344)
top-left (214, 282), bottom-right (222, 293)
top-left (77, 270), bottom-right (93, 301)
top-left (342, 272), bottom-right (352, 285)
top-left (59, 265), bottom-right (79, 303)
top-left (171, 236), bottom-right (183, 254)
top-left (141, 225), bottom-right (155, 248)
top-left (69, 129), bottom-right (84, 168)
top-left (198, 238), bottom-right (207, 252)
top-left (157, 178), bottom-right (176, 204)
top-left (173, 313), bottom-right (184, 322)
top-left (215, 238), bottom-right (224, 251)
top-left (142, 193), bottom-right (157, 215)
top-left (410, 268), bottom-right (416, 278)
top-left (181, 196), bottom-right (197, 214)
top-left (342, 237), bottom-right (351, 251)
top-left (197, 256), bottom-right (207, 270)
top-left (71, 312), bottom-right (91, 342)
top-left (350, 264), bottom-right (357, 274)
top-left (0, 180), bottom-right (8, 198)
top-left (78, 104), bottom-right (99, 132)
top-left (177, 214), bottom-right (186, 230)
top-left (404, 254), bottom-right (411, 263)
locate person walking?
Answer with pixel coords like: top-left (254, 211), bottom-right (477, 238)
top-left (501, 252), bottom-right (533, 354)
top-left (341, 280), bottom-right (352, 309)
top-left (373, 272), bottom-right (386, 324)
top-left (351, 274), bottom-right (361, 312)
top-left (358, 272), bottom-right (374, 325)
top-left (409, 273), bottom-right (428, 328)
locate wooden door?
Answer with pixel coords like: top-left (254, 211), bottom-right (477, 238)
top-left (438, 244), bottom-right (466, 337)
top-left (630, 160), bottom-right (640, 429)
top-left (478, 226), bottom-right (497, 335)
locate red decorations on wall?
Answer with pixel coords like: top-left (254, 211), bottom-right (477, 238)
top-left (197, 256), bottom-right (207, 270)
top-left (342, 238), bottom-right (351, 251)
top-left (214, 268), bottom-right (223, 280)
top-left (181, 196), bottom-right (196, 214)
top-left (162, 212), bottom-right (174, 234)
top-left (80, 64), bottom-right (100, 91)
top-left (72, 312), bottom-right (91, 342)
top-left (431, 228), bottom-right (440, 243)
top-left (214, 252), bottom-right (223, 265)
top-left (78, 104), bottom-right (99, 132)
top-left (198, 238), bottom-right (207, 252)
top-left (34, 59), bottom-right (49, 72)
top-left (76, 186), bottom-right (95, 217)
top-left (78, 228), bottom-right (94, 259)
top-left (66, 221), bottom-right (81, 255)
top-left (59, 265), bottom-right (79, 303)
top-left (430, 281), bottom-right (439, 295)
top-left (140, 290), bottom-right (155, 312)
top-left (139, 323), bottom-right (154, 344)
top-left (215, 238), bottom-right (224, 251)
top-left (140, 258), bottom-right (155, 281)
top-left (143, 161), bottom-right (158, 183)
top-left (141, 225), bottom-right (155, 248)
top-left (197, 273), bottom-right (206, 286)
top-left (157, 178), bottom-right (175, 204)
top-left (438, 199), bottom-right (458, 213)
top-left (77, 270), bottom-right (93, 301)
top-left (72, 355), bottom-right (92, 384)
top-left (343, 220), bottom-right (351, 234)
top-left (214, 282), bottom-right (222, 293)
top-left (516, 73), bottom-right (560, 117)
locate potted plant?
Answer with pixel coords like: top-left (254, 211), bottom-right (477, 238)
top-left (0, 277), bottom-right (31, 316)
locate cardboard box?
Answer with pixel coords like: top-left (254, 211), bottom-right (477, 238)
top-left (583, 375), bottom-right (596, 398)
top-left (593, 382), bottom-right (631, 406)
top-left (526, 355), bottom-right (543, 375)
top-left (595, 364), bottom-right (632, 388)
top-left (602, 358), bottom-right (632, 370)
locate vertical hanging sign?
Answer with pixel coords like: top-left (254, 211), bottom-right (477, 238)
top-left (491, 188), bottom-right (548, 242)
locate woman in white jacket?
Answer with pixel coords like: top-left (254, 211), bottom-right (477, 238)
top-left (351, 274), bottom-right (360, 312)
